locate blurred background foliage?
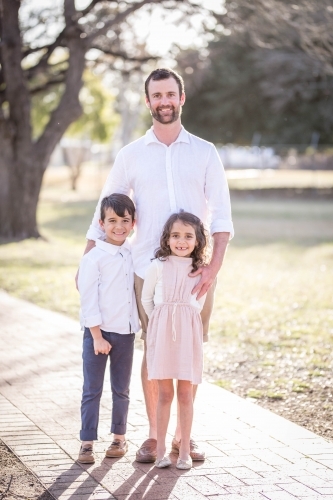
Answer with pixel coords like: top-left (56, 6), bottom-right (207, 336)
top-left (32, 70), bottom-right (119, 143)
top-left (178, 0), bottom-right (333, 145)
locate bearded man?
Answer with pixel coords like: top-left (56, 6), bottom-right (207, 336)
top-left (79, 68), bottom-right (234, 462)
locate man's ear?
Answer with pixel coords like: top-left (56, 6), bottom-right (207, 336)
top-left (145, 96), bottom-right (151, 109)
top-left (180, 92), bottom-right (186, 106)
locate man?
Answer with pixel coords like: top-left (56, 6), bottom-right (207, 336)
top-left (80, 68), bottom-right (234, 462)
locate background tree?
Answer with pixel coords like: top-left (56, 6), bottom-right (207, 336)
top-left (179, 0), bottom-right (333, 145)
top-left (0, 0), bottom-right (200, 239)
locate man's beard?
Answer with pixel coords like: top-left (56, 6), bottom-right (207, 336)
top-left (150, 105), bottom-right (181, 124)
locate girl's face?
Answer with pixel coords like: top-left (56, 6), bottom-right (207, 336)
top-left (168, 220), bottom-right (197, 257)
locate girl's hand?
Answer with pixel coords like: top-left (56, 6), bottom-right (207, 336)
top-left (93, 337), bottom-right (112, 355)
top-left (189, 265), bottom-right (217, 300)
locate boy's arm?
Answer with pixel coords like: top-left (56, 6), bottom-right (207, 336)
top-left (78, 256), bottom-right (110, 355)
top-left (75, 240), bottom-right (95, 289)
top-left (89, 326), bottom-right (111, 355)
top-left (141, 261), bottom-right (159, 318)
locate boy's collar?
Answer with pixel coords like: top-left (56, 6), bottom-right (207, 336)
top-left (96, 238), bottom-right (130, 255)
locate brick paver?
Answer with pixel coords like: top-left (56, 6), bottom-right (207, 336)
top-left (1, 290), bottom-right (333, 499)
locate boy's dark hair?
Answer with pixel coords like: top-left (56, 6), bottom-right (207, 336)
top-left (144, 68), bottom-right (185, 100)
top-left (100, 193), bottom-right (135, 222)
top-left (155, 212), bottom-right (208, 272)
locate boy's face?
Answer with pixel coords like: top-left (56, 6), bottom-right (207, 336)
top-left (99, 208), bottom-right (134, 246)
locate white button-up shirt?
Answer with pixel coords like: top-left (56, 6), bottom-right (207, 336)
top-left (78, 239), bottom-right (139, 334)
top-left (86, 126), bottom-right (234, 279)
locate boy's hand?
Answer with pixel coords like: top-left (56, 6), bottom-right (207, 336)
top-left (93, 337), bottom-right (112, 356)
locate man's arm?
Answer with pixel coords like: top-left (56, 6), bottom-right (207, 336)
top-left (190, 144), bottom-right (234, 299)
top-left (190, 231), bottom-right (229, 299)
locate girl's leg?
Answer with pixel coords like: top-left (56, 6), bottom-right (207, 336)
top-left (177, 380), bottom-right (194, 460)
top-left (156, 379), bottom-right (174, 460)
top-left (174, 383), bottom-right (197, 441)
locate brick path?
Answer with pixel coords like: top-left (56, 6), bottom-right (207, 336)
top-left (1, 291), bottom-right (333, 499)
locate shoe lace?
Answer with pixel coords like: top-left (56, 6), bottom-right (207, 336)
top-left (81, 446), bottom-right (92, 454)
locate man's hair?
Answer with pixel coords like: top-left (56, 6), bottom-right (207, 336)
top-left (100, 193), bottom-right (135, 222)
top-left (144, 68), bottom-right (185, 100)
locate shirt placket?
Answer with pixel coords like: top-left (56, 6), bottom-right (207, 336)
top-left (165, 146), bottom-right (177, 212)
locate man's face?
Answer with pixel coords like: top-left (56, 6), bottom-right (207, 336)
top-left (145, 77), bottom-right (185, 125)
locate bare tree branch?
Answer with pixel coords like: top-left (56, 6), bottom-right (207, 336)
top-left (90, 45), bottom-right (158, 62)
top-left (87, 0), bottom-right (184, 45)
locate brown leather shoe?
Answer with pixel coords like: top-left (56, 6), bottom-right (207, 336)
top-left (105, 439), bottom-right (128, 458)
top-left (135, 438), bottom-right (157, 463)
top-left (171, 438), bottom-right (205, 461)
top-left (77, 445), bottom-right (95, 464)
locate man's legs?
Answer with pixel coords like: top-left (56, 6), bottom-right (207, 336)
top-left (141, 343), bottom-right (159, 439)
top-left (134, 274), bottom-right (158, 462)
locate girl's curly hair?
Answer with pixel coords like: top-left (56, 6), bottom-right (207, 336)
top-left (154, 212), bottom-right (208, 271)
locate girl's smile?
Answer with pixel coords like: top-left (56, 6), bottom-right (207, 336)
top-left (168, 221), bottom-right (197, 257)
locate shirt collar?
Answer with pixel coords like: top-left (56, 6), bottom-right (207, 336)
top-left (144, 125), bottom-right (190, 146)
top-left (96, 238), bottom-right (130, 255)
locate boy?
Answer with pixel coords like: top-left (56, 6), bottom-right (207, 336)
top-left (77, 193), bottom-right (139, 464)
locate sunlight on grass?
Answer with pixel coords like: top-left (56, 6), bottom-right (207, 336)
top-left (0, 168), bottom-right (332, 401)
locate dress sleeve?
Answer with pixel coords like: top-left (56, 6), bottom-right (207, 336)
top-left (141, 260), bottom-right (159, 318)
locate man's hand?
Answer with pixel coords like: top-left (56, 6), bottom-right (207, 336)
top-left (189, 265), bottom-right (218, 300)
top-left (190, 232), bottom-right (230, 299)
top-left (93, 337), bottom-right (112, 356)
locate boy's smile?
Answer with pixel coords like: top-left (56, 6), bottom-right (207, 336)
top-left (168, 221), bottom-right (197, 258)
top-left (99, 208), bottom-right (134, 246)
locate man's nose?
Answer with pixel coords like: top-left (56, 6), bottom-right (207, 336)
top-left (160, 95), bottom-right (169, 105)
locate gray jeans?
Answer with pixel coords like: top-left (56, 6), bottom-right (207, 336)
top-left (80, 327), bottom-right (135, 440)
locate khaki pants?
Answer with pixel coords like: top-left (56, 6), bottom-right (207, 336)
top-left (134, 274), bottom-right (216, 343)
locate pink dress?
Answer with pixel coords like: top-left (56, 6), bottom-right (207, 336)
top-left (146, 256), bottom-right (204, 384)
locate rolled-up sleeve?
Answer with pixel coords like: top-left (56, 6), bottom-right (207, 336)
top-left (86, 150), bottom-right (130, 241)
top-left (205, 145), bottom-right (234, 239)
top-left (78, 256), bottom-right (102, 327)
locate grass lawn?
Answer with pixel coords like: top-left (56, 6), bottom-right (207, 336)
top-left (1, 166), bottom-right (333, 438)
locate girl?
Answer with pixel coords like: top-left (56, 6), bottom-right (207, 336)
top-left (141, 212), bottom-right (208, 470)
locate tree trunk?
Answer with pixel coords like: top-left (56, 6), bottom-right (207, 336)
top-left (0, 0), bottom-right (84, 239)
